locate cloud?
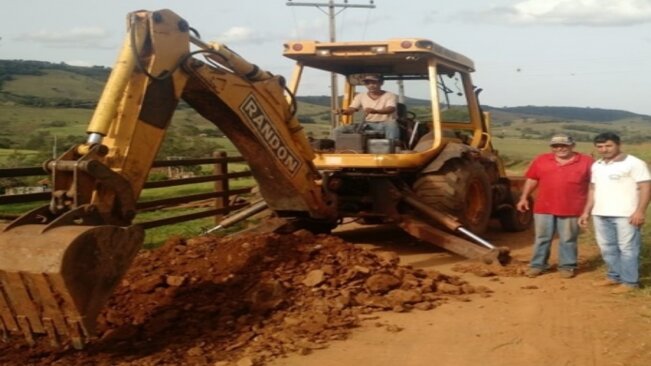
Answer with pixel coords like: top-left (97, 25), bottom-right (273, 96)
top-left (63, 60), bottom-right (94, 67)
top-left (15, 27), bottom-right (112, 48)
top-left (482, 0), bottom-right (651, 26)
top-left (215, 26), bottom-right (275, 44)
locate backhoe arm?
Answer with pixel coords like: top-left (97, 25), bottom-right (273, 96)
top-left (0, 9), bottom-right (333, 349)
top-left (180, 46), bottom-right (334, 218)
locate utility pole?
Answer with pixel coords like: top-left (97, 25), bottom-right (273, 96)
top-left (286, 0), bottom-right (376, 128)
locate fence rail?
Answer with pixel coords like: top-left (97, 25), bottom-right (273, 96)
top-left (0, 152), bottom-right (254, 228)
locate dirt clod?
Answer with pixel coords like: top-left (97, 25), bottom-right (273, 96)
top-left (365, 273), bottom-right (402, 293)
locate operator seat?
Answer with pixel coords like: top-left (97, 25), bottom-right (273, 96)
top-left (396, 103), bottom-right (427, 150)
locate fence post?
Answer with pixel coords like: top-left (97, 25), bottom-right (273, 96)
top-left (213, 151), bottom-right (230, 224)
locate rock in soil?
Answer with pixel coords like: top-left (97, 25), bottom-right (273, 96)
top-left (0, 232), bottom-right (484, 366)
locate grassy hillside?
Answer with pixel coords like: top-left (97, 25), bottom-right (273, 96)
top-left (2, 69), bottom-right (105, 100)
top-left (1, 59), bottom-right (650, 162)
top-left (490, 116), bottom-right (651, 143)
top-left (492, 138), bottom-right (651, 174)
top-left (487, 105), bottom-right (651, 123)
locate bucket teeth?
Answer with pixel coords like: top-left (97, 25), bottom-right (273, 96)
top-left (0, 270), bottom-right (89, 349)
top-left (0, 282), bottom-right (19, 333)
top-left (0, 223), bottom-right (144, 350)
top-left (1, 318), bottom-right (8, 342)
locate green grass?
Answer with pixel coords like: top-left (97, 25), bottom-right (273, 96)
top-left (492, 137), bottom-right (651, 175)
top-left (136, 208), bottom-right (216, 248)
top-left (0, 148), bottom-right (41, 161)
top-left (138, 178), bottom-right (252, 202)
top-left (137, 212), bottom-right (251, 249)
top-left (133, 177), bottom-right (256, 247)
top-left (2, 69), bottom-right (105, 100)
top-left (0, 202), bottom-right (43, 215)
top-left (0, 104), bottom-right (92, 139)
top-left (491, 117), bottom-right (651, 143)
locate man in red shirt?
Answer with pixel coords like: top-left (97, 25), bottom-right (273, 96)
top-left (517, 134), bottom-right (593, 278)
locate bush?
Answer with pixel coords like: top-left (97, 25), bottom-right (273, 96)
top-left (0, 137), bottom-right (13, 148)
top-left (147, 171), bottom-right (169, 182)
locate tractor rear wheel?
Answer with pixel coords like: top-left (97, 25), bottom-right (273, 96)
top-left (413, 159), bottom-right (492, 234)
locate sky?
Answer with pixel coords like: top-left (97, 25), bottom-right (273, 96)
top-left (1, 0), bottom-right (651, 115)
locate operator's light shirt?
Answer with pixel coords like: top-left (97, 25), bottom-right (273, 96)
top-left (349, 91), bottom-right (398, 123)
top-left (591, 154), bottom-right (651, 217)
top-left (525, 152), bottom-right (593, 216)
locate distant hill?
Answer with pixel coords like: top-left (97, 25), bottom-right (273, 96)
top-left (296, 95), bottom-right (651, 125)
top-left (0, 60), bottom-right (110, 86)
top-left (0, 60), bottom-right (110, 108)
top-left (484, 105), bottom-right (651, 124)
top-left (2, 59), bottom-right (651, 147)
top-left (3, 59), bottom-right (649, 122)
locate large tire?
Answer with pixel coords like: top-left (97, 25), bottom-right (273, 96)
top-left (413, 160), bottom-right (492, 234)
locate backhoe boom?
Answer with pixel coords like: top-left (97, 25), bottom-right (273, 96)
top-left (0, 9), bottom-right (334, 348)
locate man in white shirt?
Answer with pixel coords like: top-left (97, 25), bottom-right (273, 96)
top-left (335, 74), bottom-right (400, 141)
top-left (579, 132), bottom-right (651, 293)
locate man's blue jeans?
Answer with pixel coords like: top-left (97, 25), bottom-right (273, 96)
top-left (530, 214), bottom-right (579, 270)
top-left (592, 215), bottom-right (641, 287)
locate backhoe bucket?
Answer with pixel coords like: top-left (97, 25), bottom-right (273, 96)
top-left (0, 224), bottom-right (143, 349)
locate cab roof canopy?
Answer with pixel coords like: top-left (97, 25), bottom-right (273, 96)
top-left (283, 38), bottom-right (475, 79)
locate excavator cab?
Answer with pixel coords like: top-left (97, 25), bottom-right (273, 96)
top-left (283, 39), bottom-right (488, 162)
top-left (282, 39), bottom-right (529, 236)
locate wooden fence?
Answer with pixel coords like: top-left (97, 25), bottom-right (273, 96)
top-left (0, 152), bottom-right (254, 229)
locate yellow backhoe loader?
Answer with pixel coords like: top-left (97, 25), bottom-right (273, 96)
top-left (0, 9), bottom-right (531, 349)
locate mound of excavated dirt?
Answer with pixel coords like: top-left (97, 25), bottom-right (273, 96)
top-left (0, 231), bottom-right (491, 366)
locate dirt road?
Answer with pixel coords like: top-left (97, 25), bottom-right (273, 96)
top-left (1, 222), bottom-right (649, 366)
top-left (270, 224), bottom-right (651, 366)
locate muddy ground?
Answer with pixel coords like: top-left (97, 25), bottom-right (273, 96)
top-left (1, 223), bottom-right (650, 366)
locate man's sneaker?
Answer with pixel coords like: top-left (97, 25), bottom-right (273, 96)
top-left (592, 278), bottom-right (620, 287)
top-left (611, 284), bottom-right (637, 294)
top-left (559, 269), bottom-right (575, 279)
top-left (526, 268), bottom-right (544, 278)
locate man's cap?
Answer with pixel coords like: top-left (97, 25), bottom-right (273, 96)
top-left (549, 134), bottom-right (575, 146)
top-left (362, 74), bottom-right (382, 81)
